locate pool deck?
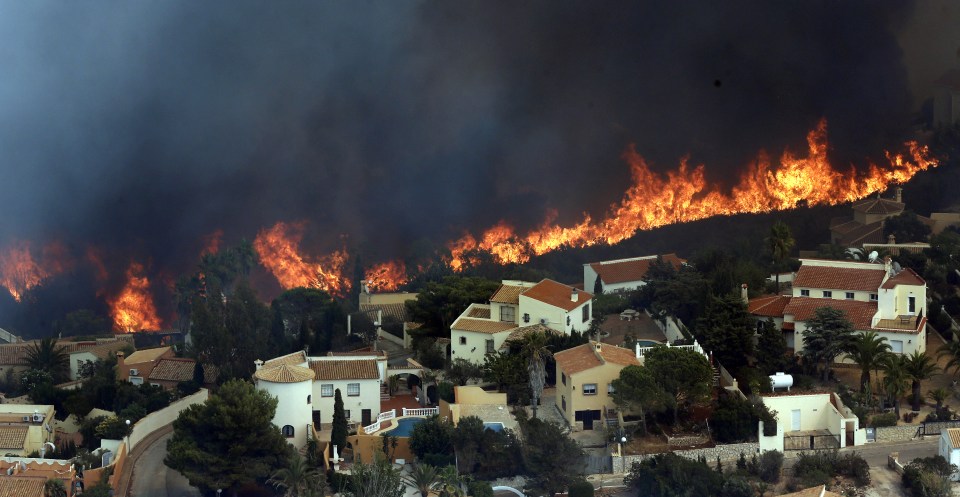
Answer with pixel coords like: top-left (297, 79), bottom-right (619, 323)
top-left (599, 312), bottom-right (666, 347)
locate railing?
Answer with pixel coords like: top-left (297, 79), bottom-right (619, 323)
top-left (402, 407), bottom-right (439, 417)
top-left (635, 339), bottom-right (706, 359)
top-left (362, 409), bottom-right (396, 434)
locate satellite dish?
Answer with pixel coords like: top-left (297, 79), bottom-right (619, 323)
top-left (868, 251), bottom-right (879, 263)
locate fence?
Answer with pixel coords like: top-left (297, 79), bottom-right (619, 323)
top-left (402, 407), bottom-right (440, 417)
top-left (128, 389), bottom-right (209, 450)
top-left (635, 339), bottom-right (706, 360)
top-left (362, 409), bottom-right (396, 434)
top-left (916, 420), bottom-right (960, 437)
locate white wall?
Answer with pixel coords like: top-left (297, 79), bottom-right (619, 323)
top-left (518, 296), bottom-right (592, 334)
top-left (260, 379), bottom-right (314, 450)
top-left (128, 389), bottom-right (209, 449)
top-left (450, 329), bottom-right (513, 365)
top-left (69, 352), bottom-right (97, 381)
top-left (311, 378), bottom-right (380, 426)
top-left (762, 394), bottom-right (833, 432)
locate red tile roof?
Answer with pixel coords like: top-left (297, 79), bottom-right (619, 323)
top-left (589, 254), bottom-right (685, 285)
top-left (783, 298), bottom-right (877, 331)
top-left (521, 279), bottom-right (592, 312)
top-left (554, 341), bottom-right (639, 375)
top-left (468, 306), bottom-right (491, 319)
top-left (0, 476), bottom-right (45, 497)
top-left (451, 318), bottom-right (517, 334)
top-left (308, 359), bottom-right (380, 380)
top-left (148, 358), bottom-right (219, 383)
top-left (881, 268), bottom-right (925, 289)
top-left (748, 295), bottom-right (792, 317)
top-left (490, 284), bottom-right (528, 304)
top-left (793, 265), bottom-right (885, 292)
top-left (852, 197), bottom-right (904, 215)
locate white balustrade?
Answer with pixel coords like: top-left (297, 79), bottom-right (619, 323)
top-left (362, 409), bottom-right (396, 434)
top-left (402, 407), bottom-right (439, 417)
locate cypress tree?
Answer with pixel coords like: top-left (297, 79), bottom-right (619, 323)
top-left (331, 388), bottom-right (348, 450)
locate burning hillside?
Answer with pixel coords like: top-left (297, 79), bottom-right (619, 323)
top-left (110, 262), bottom-right (162, 332)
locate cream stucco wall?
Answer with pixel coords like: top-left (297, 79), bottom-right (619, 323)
top-left (761, 393), bottom-right (860, 448)
top-left (310, 378), bottom-right (380, 426)
top-left (555, 361), bottom-right (622, 427)
top-left (259, 379), bottom-right (314, 450)
top-left (450, 329), bottom-right (514, 364)
top-left (519, 295), bottom-right (592, 334)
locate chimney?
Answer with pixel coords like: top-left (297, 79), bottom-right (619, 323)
top-left (895, 186), bottom-right (902, 203)
top-left (594, 341), bottom-right (601, 352)
top-left (884, 256), bottom-right (893, 275)
top-left (254, 359), bottom-right (264, 371)
top-left (741, 283), bottom-right (748, 303)
top-left (116, 351), bottom-right (125, 378)
top-left (571, 288), bottom-right (579, 302)
top-left (888, 233), bottom-right (896, 244)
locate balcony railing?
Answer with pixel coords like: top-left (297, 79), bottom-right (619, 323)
top-left (362, 409), bottom-right (396, 434)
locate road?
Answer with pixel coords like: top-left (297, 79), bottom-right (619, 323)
top-left (130, 431), bottom-right (202, 497)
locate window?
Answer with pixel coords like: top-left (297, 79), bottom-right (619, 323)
top-left (583, 304), bottom-right (590, 323)
top-left (870, 293), bottom-right (878, 301)
top-left (523, 313), bottom-right (530, 323)
top-left (582, 383), bottom-right (597, 395)
top-left (561, 373), bottom-right (566, 385)
top-left (800, 289), bottom-right (810, 297)
top-left (130, 377), bottom-right (143, 385)
top-left (321, 384), bottom-right (334, 397)
top-left (909, 296), bottom-right (916, 314)
top-left (567, 316), bottom-right (571, 326)
top-left (282, 425), bottom-right (294, 438)
top-left (459, 336), bottom-right (466, 345)
top-left (485, 339), bottom-right (495, 354)
top-left (608, 383), bottom-right (615, 394)
top-left (822, 291), bottom-right (832, 298)
top-left (307, 395), bottom-right (312, 404)
top-left (347, 383), bottom-right (360, 396)
top-left (846, 292), bottom-right (854, 299)
top-left (344, 410), bottom-right (351, 419)
top-left (500, 305), bottom-right (515, 322)
top-left (562, 395), bottom-right (567, 411)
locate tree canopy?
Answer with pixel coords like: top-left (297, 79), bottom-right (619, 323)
top-left (165, 379), bottom-right (292, 496)
top-left (801, 306), bottom-right (856, 381)
top-left (883, 210), bottom-right (932, 243)
top-left (405, 276), bottom-right (500, 332)
top-left (643, 346), bottom-right (713, 424)
top-left (696, 294), bottom-right (754, 371)
top-left (611, 365), bottom-right (666, 434)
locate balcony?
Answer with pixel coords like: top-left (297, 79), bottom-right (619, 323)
top-left (874, 315), bottom-right (922, 332)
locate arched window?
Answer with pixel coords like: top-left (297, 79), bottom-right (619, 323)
top-left (282, 425), bottom-right (295, 438)
top-left (307, 395), bottom-right (312, 404)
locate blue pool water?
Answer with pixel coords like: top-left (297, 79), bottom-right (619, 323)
top-left (387, 417), bottom-right (425, 437)
top-left (635, 340), bottom-right (661, 347)
top-left (483, 422), bottom-right (504, 432)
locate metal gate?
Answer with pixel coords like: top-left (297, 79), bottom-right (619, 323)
top-left (581, 454), bottom-right (611, 474)
top-left (918, 420), bottom-right (960, 437)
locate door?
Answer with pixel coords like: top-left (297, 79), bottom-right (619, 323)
top-left (362, 409), bottom-right (372, 426)
top-left (909, 296), bottom-right (916, 314)
top-left (583, 411), bottom-right (594, 430)
top-left (791, 409), bottom-right (801, 431)
top-left (891, 340), bottom-right (904, 354)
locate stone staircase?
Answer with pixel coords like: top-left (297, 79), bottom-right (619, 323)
top-left (380, 384), bottom-right (391, 401)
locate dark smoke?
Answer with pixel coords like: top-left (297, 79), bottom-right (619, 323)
top-left (0, 1), bottom-right (927, 321)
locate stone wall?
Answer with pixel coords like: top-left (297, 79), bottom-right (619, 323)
top-left (666, 434), bottom-right (710, 447)
top-left (612, 443), bottom-right (759, 473)
top-left (875, 425), bottom-right (918, 443)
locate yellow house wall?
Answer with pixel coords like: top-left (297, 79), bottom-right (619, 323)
top-left (556, 362), bottom-right (623, 426)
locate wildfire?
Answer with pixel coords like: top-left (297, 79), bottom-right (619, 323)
top-left (253, 221), bottom-right (352, 296)
top-left (364, 261), bottom-right (409, 292)
top-left (201, 229), bottom-right (224, 256)
top-left (448, 120), bottom-right (937, 269)
top-left (0, 241), bottom-right (73, 301)
top-left (110, 262), bottom-right (163, 332)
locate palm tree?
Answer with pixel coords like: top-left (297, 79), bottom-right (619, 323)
top-left (903, 351), bottom-right (941, 412)
top-left (937, 340), bottom-right (960, 377)
top-left (402, 463), bottom-right (440, 497)
top-left (844, 331), bottom-right (892, 395)
top-left (519, 331), bottom-right (553, 418)
top-left (437, 465), bottom-right (468, 497)
top-left (267, 452), bottom-right (326, 497)
top-left (882, 355), bottom-right (910, 419)
top-left (766, 221), bottom-right (795, 292)
top-left (43, 479), bottom-right (67, 497)
top-left (928, 388), bottom-right (950, 413)
top-left (26, 338), bottom-right (70, 383)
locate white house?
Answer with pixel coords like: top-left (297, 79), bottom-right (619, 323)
top-left (748, 258), bottom-right (927, 357)
top-left (254, 349), bottom-right (387, 448)
top-left (583, 254), bottom-right (685, 293)
top-left (939, 428), bottom-right (960, 480)
top-left (450, 279), bottom-right (593, 364)
top-left (761, 392), bottom-right (865, 451)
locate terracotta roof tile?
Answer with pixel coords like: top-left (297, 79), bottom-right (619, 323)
top-left (255, 363), bottom-right (316, 383)
top-left (784, 298), bottom-right (877, 331)
top-left (124, 346), bottom-right (171, 364)
top-left (588, 254), bottom-right (685, 285)
top-left (359, 303), bottom-right (411, 323)
top-left (490, 284), bottom-right (528, 304)
top-left (0, 476), bottom-right (46, 497)
top-left (748, 295), bottom-right (792, 317)
top-left (0, 426), bottom-right (28, 449)
top-left (0, 345), bottom-right (29, 366)
top-left (947, 428), bottom-right (960, 449)
top-left (833, 221), bottom-right (884, 246)
top-left (881, 268), bottom-right (925, 289)
top-left (263, 350), bottom-right (307, 367)
top-left (148, 358), bottom-right (219, 383)
top-left (793, 265), bottom-right (885, 292)
top-left (309, 359), bottom-right (379, 380)
top-left (468, 306), bottom-right (491, 319)
top-left (521, 279), bottom-right (592, 312)
top-left (451, 318), bottom-right (517, 334)
top-left (554, 341), bottom-right (639, 375)
top-left (778, 485), bottom-right (827, 497)
top-left (852, 197), bottom-right (904, 215)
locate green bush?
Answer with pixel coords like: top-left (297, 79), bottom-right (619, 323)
top-left (568, 479), bottom-right (595, 497)
top-left (870, 412), bottom-right (898, 427)
top-left (758, 450), bottom-right (783, 483)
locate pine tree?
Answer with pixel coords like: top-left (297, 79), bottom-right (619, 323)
top-left (331, 389), bottom-right (348, 451)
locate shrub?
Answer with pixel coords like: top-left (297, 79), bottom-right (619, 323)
top-left (870, 412), bottom-right (898, 427)
top-left (758, 450), bottom-right (783, 483)
top-left (568, 479), bottom-right (595, 497)
top-left (94, 416), bottom-right (131, 440)
top-left (468, 480), bottom-right (495, 497)
top-left (721, 477), bottom-right (753, 497)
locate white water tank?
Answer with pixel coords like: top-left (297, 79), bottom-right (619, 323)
top-left (769, 372), bottom-right (793, 391)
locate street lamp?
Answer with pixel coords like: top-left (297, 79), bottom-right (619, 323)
top-left (125, 419), bottom-right (131, 450)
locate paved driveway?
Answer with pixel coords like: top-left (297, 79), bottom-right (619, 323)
top-left (130, 431), bottom-right (201, 497)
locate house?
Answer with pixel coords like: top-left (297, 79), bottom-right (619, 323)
top-left (553, 341), bottom-right (639, 431)
top-left (583, 254), bottom-right (685, 293)
top-left (829, 190), bottom-right (905, 247)
top-left (0, 459), bottom-right (76, 497)
top-left (145, 357), bottom-right (219, 390)
top-left (940, 428), bottom-right (960, 481)
top-left (0, 405), bottom-right (56, 457)
top-left (760, 392), bottom-right (864, 452)
top-left (116, 346), bottom-right (175, 385)
top-left (66, 338), bottom-right (132, 381)
top-left (748, 258), bottom-right (927, 356)
top-left (450, 279), bottom-right (593, 364)
top-left (254, 349), bottom-right (389, 450)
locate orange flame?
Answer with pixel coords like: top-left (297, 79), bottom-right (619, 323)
top-left (448, 120), bottom-right (937, 269)
top-left (364, 261), bottom-right (409, 292)
top-left (0, 241), bottom-right (52, 301)
top-left (253, 221), bottom-right (352, 296)
top-left (110, 262), bottom-right (163, 332)
top-left (201, 229), bottom-right (224, 256)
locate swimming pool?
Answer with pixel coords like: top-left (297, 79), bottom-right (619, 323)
top-left (385, 417), bottom-right (425, 437)
top-left (635, 340), bottom-right (661, 347)
top-left (483, 422), bottom-right (505, 432)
